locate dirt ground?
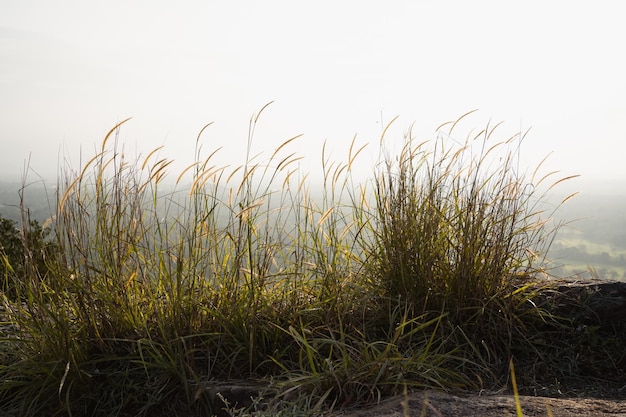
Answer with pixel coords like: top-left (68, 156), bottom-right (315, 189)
top-left (334, 390), bottom-right (626, 417)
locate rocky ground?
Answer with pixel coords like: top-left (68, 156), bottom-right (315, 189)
top-left (334, 389), bottom-right (626, 417)
top-left (204, 384), bottom-right (626, 417)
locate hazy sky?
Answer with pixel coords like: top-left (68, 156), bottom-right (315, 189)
top-left (1, 1), bottom-right (625, 189)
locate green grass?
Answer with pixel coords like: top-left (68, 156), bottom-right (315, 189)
top-left (0, 106), bottom-right (583, 416)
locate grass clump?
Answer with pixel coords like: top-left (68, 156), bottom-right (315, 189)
top-left (366, 112), bottom-right (577, 378)
top-left (0, 106), bottom-right (579, 416)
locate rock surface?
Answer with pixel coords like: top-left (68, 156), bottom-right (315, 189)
top-left (335, 389), bottom-right (626, 417)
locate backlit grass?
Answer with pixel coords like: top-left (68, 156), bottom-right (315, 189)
top-left (0, 107), bottom-right (579, 416)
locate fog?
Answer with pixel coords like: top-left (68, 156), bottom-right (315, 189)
top-left (1, 1), bottom-right (625, 186)
top-left (2, 2), bottom-right (625, 279)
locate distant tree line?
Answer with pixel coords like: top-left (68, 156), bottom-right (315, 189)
top-left (0, 214), bottom-right (56, 298)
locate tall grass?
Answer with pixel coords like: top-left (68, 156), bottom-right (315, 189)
top-left (371, 111), bottom-right (572, 308)
top-left (0, 107), bottom-right (575, 416)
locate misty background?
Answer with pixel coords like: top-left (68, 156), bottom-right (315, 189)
top-left (1, 1), bottom-right (625, 280)
top-left (1, 175), bottom-right (625, 282)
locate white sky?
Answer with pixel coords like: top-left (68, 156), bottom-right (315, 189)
top-left (1, 1), bottom-right (625, 190)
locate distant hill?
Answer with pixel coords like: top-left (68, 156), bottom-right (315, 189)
top-left (546, 181), bottom-right (626, 281)
top-left (1, 178), bottom-right (624, 281)
top-left (0, 180), bottom-right (58, 224)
